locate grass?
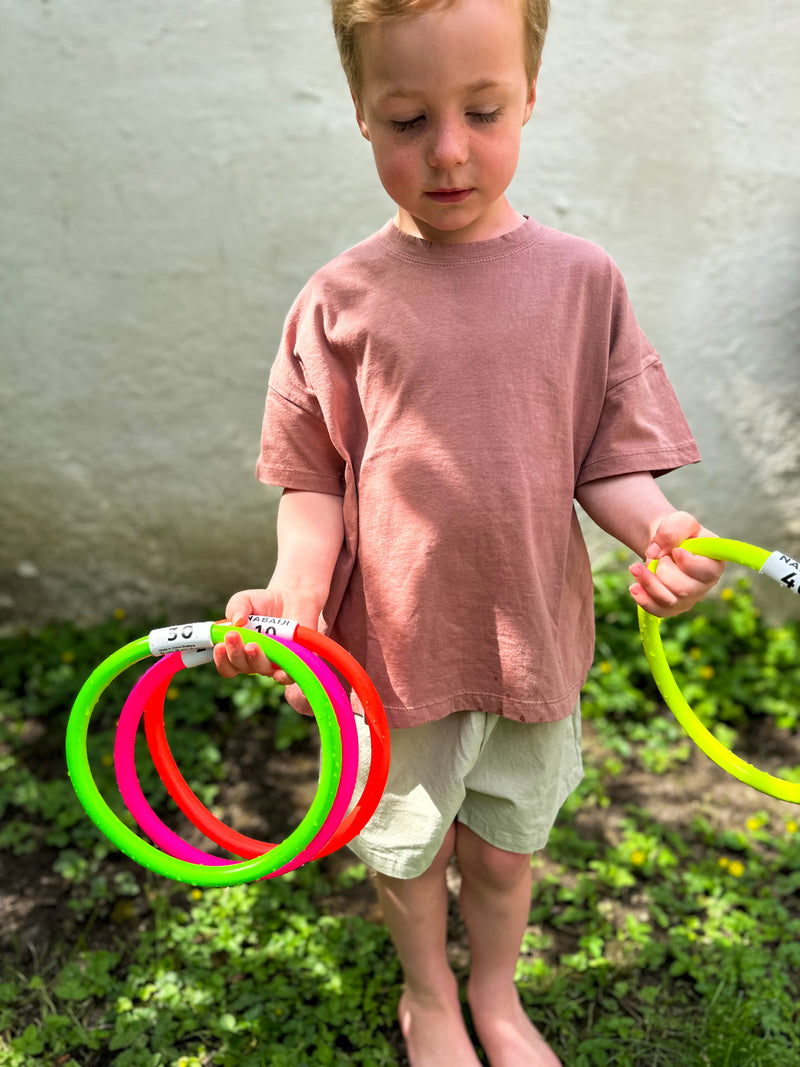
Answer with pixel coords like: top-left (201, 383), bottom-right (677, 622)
top-left (1, 564), bottom-right (799, 1066)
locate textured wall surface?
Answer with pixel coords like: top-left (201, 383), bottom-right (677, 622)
top-left (2, 0), bottom-right (798, 627)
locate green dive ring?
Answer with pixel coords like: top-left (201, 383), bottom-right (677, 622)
top-left (65, 624), bottom-right (342, 886)
top-left (639, 538), bottom-right (800, 803)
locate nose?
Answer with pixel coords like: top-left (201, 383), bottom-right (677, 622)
top-left (427, 118), bottom-right (469, 170)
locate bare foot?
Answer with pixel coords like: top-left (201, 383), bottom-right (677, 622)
top-left (468, 986), bottom-right (561, 1067)
top-left (398, 987), bottom-right (483, 1067)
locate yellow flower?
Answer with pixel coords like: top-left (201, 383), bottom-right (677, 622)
top-left (746, 816), bottom-right (764, 833)
top-left (720, 587), bottom-right (735, 602)
top-left (689, 647), bottom-right (703, 661)
top-left (113, 607), bottom-right (127, 621)
top-left (599, 661), bottom-right (613, 675)
top-left (630, 850), bottom-right (647, 867)
top-left (718, 856), bottom-right (730, 869)
top-left (728, 860), bottom-right (745, 878)
top-left (698, 665), bottom-right (715, 680)
top-left (190, 888), bottom-right (203, 901)
top-left (166, 687), bottom-right (180, 701)
top-left (786, 821), bottom-right (798, 835)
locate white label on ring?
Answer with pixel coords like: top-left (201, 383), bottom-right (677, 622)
top-left (245, 615), bottom-right (298, 639)
top-left (181, 648), bottom-right (215, 668)
top-left (149, 621), bottom-right (215, 656)
top-left (760, 551), bottom-right (800, 595)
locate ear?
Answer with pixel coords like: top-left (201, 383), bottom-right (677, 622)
top-left (522, 70), bottom-right (539, 126)
top-left (352, 91), bottom-right (372, 142)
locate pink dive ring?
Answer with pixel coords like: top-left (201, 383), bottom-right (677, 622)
top-left (114, 641), bottom-right (358, 875)
top-left (114, 655), bottom-right (230, 867)
top-left (138, 639), bottom-right (359, 871)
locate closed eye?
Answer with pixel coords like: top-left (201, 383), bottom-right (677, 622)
top-left (390, 110), bottom-right (502, 134)
top-left (391, 115), bottom-right (425, 133)
top-left (470, 110), bottom-right (501, 124)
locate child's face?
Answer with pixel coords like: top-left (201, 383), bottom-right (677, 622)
top-left (353, 0), bottom-right (537, 243)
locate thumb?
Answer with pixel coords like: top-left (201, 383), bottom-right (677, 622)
top-left (224, 590), bottom-right (273, 628)
top-left (645, 510), bottom-right (702, 561)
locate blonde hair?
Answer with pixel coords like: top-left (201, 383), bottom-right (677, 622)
top-left (331, 0), bottom-right (549, 100)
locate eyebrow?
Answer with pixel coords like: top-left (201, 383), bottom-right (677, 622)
top-left (377, 78), bottom-right (513, 103)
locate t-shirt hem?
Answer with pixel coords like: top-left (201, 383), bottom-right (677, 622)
top-left (256, 464), bottom-right (346, 496)
top-left (376, 681), bottom-right (585, 729)
top-left (576, 442), bottom-right (700, 485)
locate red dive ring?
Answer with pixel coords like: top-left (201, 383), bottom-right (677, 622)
top-left (295, 625), bottom-right (391, 856)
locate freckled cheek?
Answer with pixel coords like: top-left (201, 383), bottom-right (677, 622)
top-left (482, 140), bottom-right (522, 191)
top-left (373, 148), bottom-right (420, 201)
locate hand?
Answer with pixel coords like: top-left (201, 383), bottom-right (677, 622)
top-left (212, 588), bottom-right (322, 685)
top-left (628, 511), bottom-right (725, 618)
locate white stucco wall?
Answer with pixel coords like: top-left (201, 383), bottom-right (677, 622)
top-left (2, 0), bottom-right (798, 627)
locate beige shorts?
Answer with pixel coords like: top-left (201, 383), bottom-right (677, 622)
top-left (347, 705), bottom-right (583, 879)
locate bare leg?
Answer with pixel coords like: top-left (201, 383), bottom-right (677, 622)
top-left (373, 824), bottom-right (482, 1067)
top-left (456, 823), bottom-right (562, 1067)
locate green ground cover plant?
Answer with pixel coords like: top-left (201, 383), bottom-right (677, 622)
top-left (1, 564), bottom-right (799, 1066)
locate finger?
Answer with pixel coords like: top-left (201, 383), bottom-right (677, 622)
top-left (630, 552), bottom-right (724, 618)
top-left (629, 574), bottom-right (691, 618)
top-left (631, 555), bottom-right (715, 608)
top-left (225, 592), bottom-right (257, 628)
top-left (647, 510), bottom-right (703, 560)
top-left (671, 546), bottom-right (726, 585)
top-left (223, 631), bottom-right (277, 675)
top-left (214, 633), bottom-right (253, 676)
top-left (629, 561), bottom-right (680, 611)
top-left (629, 583), bottom-right (669, 617)
top-left (213, 642), bottom-right (241, 679)
top-left (214, 636), bottom-right (294, 685)
top-left (635, 547), bottom-right (723, 597)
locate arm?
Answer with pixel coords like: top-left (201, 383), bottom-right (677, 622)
top-left (575, 471), bottom-right (724, 617)
top-left (213, 488), bottom-right (345, 683)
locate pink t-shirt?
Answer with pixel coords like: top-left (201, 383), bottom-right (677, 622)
top-left (257, 218), bottom-right (700, 728)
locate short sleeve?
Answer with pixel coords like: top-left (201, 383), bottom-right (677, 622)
top-left (577, 358), bottom-right (700, 484)
top-left (256, 389), bottom-right (346, 494)
top-left (576, 261), bottom-right (700, 485)
top-left (255, 298), bottom-right (346, 495)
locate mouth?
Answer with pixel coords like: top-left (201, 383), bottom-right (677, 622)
top-left (424, 189), bottom-right (473, 204)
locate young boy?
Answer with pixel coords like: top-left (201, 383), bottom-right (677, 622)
top-left (215, 1), bottom-right (723, 1063)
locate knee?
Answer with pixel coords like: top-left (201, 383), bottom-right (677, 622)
top-left (456, 825), bottom-right (530, 893)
